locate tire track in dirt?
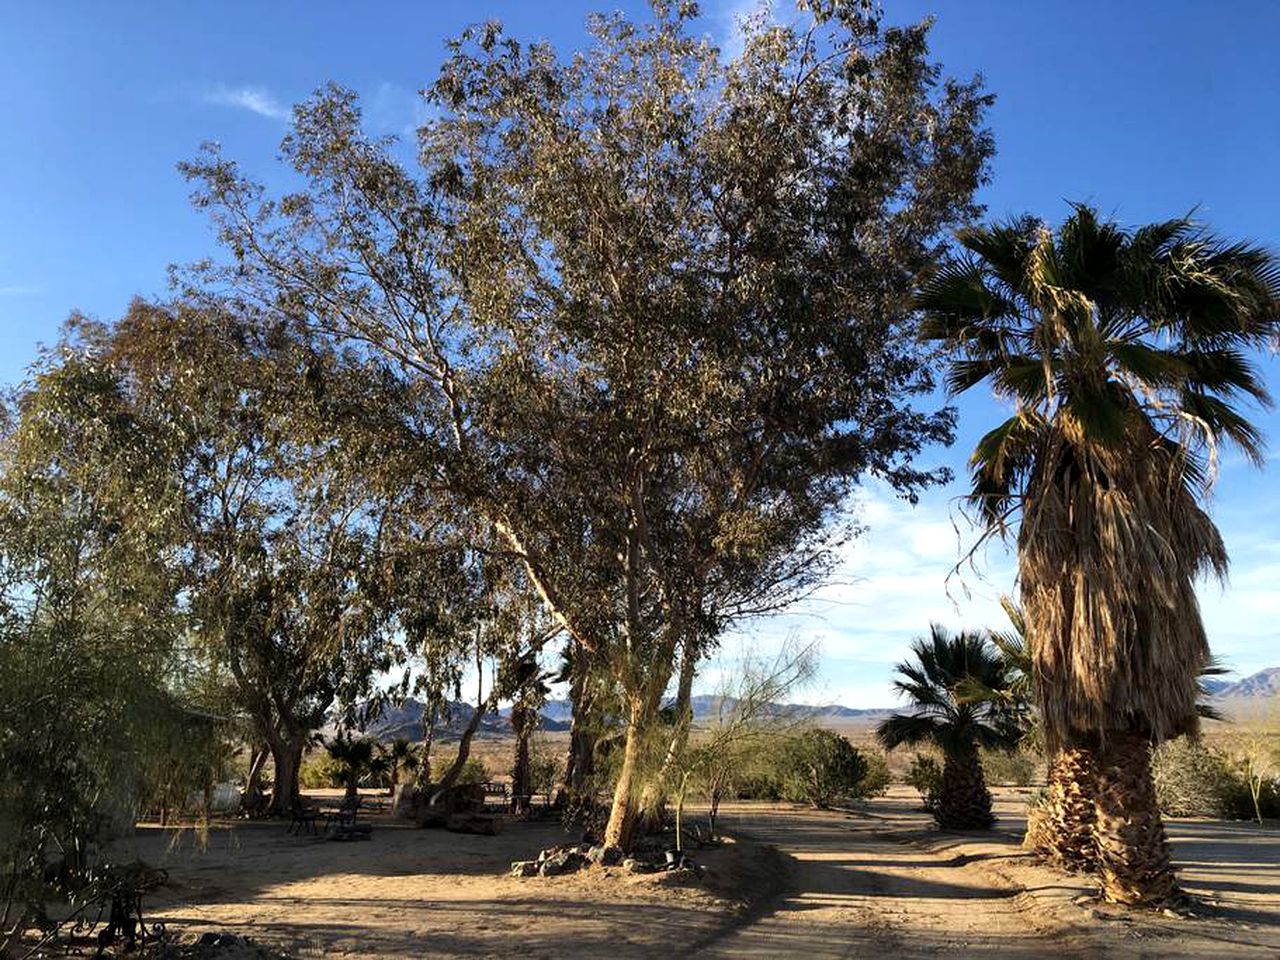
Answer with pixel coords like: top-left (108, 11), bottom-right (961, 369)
top-left (690, 804), bottom-right (1087, 959)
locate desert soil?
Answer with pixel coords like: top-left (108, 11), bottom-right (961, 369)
top-left (99, 787), bottom-right (1278, 958)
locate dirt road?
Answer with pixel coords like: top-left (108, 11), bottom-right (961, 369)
top-left (697, 793), bottom-right (1280, 959)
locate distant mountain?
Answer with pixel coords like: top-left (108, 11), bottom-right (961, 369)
top-left (1212, 667), bottom-right (1280, 702)
top-left (352, 693), bottom-right (889, 743)
top-left (683, 694), bottom-right (890, 723)
top-left (360, 698), bottom-right (570, 743)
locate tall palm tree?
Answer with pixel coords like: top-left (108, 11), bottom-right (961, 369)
top-left (917, 205), bottom-right (1278, 903)
top-left (878, 626), bottom-right (1023, 829)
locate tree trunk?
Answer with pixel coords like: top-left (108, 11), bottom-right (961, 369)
top-left (1094, 730), bottom-right (1176, 905)
top-left (433, 701), bottom-right (487, 797)
top-left (602, 701), bottom-right (645, 851)
top-left (638, 637), bottom-right (698, 824)
top-left (510, 702), bottom-right (533, 815)
top-left (562, 654), bottom-right (596, 803)
top-left (244, 746), bottom-right (269, 802)
top-left (418, 702), bottom-right (438, 785)
top-left (1029, 746), bottom-right (1097, 872)
top-left (267, 732), bottom-right (305, 816)
top-left (936, 743), bottom-right (994, 829)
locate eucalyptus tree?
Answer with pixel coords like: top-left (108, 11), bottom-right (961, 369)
top-left (106, 300), bottom-right (400, 814)
top-left (918, 207), bottom-right (1278, 902)
top-left (182, 1), bottom-right (991, 848)
top-left (0, 332), bottom-right (213, 942)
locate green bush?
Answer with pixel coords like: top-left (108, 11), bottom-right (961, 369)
top-left (981, 748), bottom-right (1038, 787)
top-left (299, 753), bottom-right (346, 789)
top-left (859, 750), bottom-right (892, 798)
top-left (781, 729), bottom-right (871, 807)
top-left (905, 754), bottom-right (942, 811)
top-left (430, 752), bottom-right (489, 786)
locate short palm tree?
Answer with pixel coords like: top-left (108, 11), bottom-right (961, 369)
top-left (917, 205), bottom-right (1278, 903)
top-left (877, 626), bottom-right (1023, 829)
top-left (324, 731), bottom-right (380, 802)
top-left (383, 737), bottom-right (419, 796)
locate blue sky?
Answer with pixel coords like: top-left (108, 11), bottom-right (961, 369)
top-left (2, 1), bottom-right (1277, 705)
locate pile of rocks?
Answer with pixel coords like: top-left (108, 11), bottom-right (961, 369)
top-left (510, 840), bottom-right (695, 879)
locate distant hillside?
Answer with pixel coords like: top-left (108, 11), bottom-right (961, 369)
top-left (360, 698), bottom-right (570, 743)
top-left (353, 693), bottom-right (890, 743)
top-left (1212, 667), bottom-right (1280, 702)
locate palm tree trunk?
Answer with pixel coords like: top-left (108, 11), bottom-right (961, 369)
top-left (1029, 746), bottom-right (1097, 872)
top-left (1094, 730), bottom-right (1176, 905)
top-left (937, 743), bottom-right (994, 829)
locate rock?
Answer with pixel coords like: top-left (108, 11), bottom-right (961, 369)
top-left (587, 845), bottom-right (624, 866)
top-left (510, 860), bottom-right (539, 878)
top-left (622, 857), bottom-right (655, 875)
top-left (538, 850), bottom-right (587, 876)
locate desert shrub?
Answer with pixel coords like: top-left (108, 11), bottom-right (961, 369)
top-left (529, 747), bottom-right (563, 802)
top-left (905, 754), bottom-right (942, 811)
top-left (981, 748), bottom-right (1038, 787)
top-left (781, 729), bottom-right (870, 807)
top-left (859, 750), bottom-right (892, 798)
top-left (1152, 737), bottom-right (1235, 817)
top-left (1219, 762), bottom-right (1280, 822)
top-left (430, 752), bottom-right (489, 786)
top-left (299, 753), bottom-right (346, 789)
top-left (732, 771), bottom-right (785, 801)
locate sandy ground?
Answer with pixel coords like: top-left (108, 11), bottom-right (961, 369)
top-left (96, 787), bottom-right (1279, 958)
top-left (703, 788), bottom-right (1280, 958)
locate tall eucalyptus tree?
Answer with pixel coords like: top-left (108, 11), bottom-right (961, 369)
top-left (182, 1), bottom-right (992, 848)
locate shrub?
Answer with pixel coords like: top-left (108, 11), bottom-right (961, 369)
top-left (430, 752), bottom-right (488, 786)
top-left (529, 747), bottom-right (563, 802)
top-left (299, 753), bottom-right (346, 789)
top-left (981, 748), bottom-right (1038, 787)
top-left (859, 750), bottom-right (892, 798)
top-left (1151, 737), bottom-right (1234, 817)
top-left (781, 729), bottom-right (870, 807)
top-left (905, 754), bottom-right (942, 811)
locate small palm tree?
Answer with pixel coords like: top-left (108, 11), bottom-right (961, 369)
top-left (917, 205), bottom-right (1278, 902)
top-left (324, 731), bottom-right (379, 802)
top-left (877, 626), bottom-right (1023, 829)
top-left (383, 737), bottom-right (419, 796)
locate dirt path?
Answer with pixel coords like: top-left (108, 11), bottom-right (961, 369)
top-left (698, 795), bottom-right (1280, 959)
top-left (696, 803), bottom-right (1081, 958)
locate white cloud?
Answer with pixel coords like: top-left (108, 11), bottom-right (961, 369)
top-left (202, 83), bottom-right (290, 121)
top-left (702, 473), bottom-right (1280, 707)
top-left (0, 285), bottom-right (38, 296)
top-left (366, 82), bottom-right (435, 138)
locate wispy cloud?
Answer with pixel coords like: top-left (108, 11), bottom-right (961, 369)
top-left (367, 82), bottom-right (436, 138)
top-left (0, 284), bottom-right (39, 297)
top-left (202, 83), bottom-right (290, 121)
top-left (704, 475), bottom-right (1280, 708)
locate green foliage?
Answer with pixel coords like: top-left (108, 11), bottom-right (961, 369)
top-left (782, 729), bottom-right (871, 808)
top-left (299, 753), bottom-right (347, 790)
top-left (430, 752), bottom-right (488, 786)
top-left (878, 626), bottom-right (1025, 758)
top-left (859, 750), bottom-right (893, 799)
top-left (182, 2), bottom-right (994, 840)
top-left (528, 746), bottom-right (563, 802)
top-left (1152, 737), bottom-right (1280, 820)
top-left (905, 754), bottom-right (943, 811)
top-left (980, 748), bottom-right (1038, 787)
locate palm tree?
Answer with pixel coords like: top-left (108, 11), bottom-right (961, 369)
top-left (383, 737), bottom-right (419, 796)
top-left (877, 626), bottom-right (1023, 829)
top-left (324, 731), bottom-right (380, 802)
top-left (917, 205), bottom-right (1278, 903)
